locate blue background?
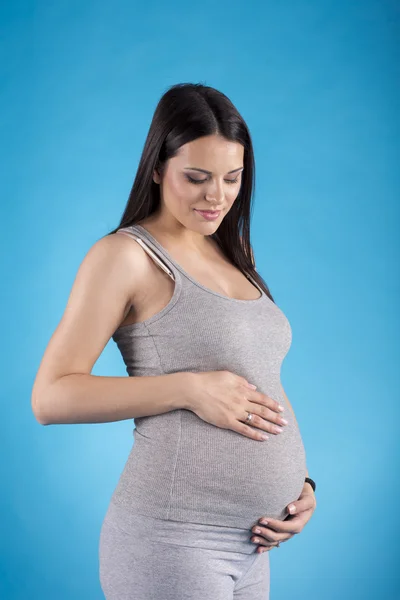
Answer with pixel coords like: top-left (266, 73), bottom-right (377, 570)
top-left (1, 0), bottom-right (399, 598)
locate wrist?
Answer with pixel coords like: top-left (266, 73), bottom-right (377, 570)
top-left (304, 475), bottom-right (316, 496)
top-left (172, 371), bottom-right (198, 411)
top-left (304, 481), bottom-right (315, 494)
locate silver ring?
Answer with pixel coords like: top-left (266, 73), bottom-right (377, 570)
top-left (245, 412), bottom-right (253, 424)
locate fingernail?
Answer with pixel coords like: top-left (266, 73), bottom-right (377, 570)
top-left (260, 519), bottom-right (268, 525)
top-left (278, 405), bottom-right (284, 411)
top-left (289, 504), bottom-right (296, 513)
top-left (248, 384), bottom-right (257, 389)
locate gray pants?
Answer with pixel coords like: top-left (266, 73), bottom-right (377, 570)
top-left (99, 500), bottom-right (270, 599)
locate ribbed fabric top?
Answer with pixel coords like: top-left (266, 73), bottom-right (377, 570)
top-left (110, 224), bottom-right (306, 530)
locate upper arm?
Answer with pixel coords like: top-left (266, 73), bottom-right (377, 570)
top-left (31, 233), bottom-right (145, 404)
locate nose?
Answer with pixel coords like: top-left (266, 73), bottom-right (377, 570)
top-left (204, 179), bottom-right (225, 204)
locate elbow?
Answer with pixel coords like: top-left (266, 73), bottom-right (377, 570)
top-left (31, 393), bottom-right (51, 426)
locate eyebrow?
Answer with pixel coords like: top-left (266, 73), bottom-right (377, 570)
top-left (184, 167), bottom-right (244, 175)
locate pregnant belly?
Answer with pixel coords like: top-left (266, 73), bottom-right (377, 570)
top-left (169, 410), bottom-right (307, 527)
top-left (113, 406), bottom-right (307, 530)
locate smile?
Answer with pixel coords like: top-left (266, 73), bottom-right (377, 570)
top-left (194, 209), bottom-right (221, 221)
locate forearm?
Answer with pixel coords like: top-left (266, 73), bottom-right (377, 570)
top-left (32, 371), bottom-right (193, 426)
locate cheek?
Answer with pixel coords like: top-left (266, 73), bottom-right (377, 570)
top-left (175, 183), bottom-right (201, 209)
top-left (226, 188), bottom-right (240, 207)
top-left (168, 176), bottom-right (198, 203)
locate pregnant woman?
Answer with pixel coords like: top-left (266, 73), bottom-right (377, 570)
top-left (31, 83), bottom-right (316, 599)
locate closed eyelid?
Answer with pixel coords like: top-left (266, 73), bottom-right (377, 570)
top-left (185, 174), bottom-right (241, 183)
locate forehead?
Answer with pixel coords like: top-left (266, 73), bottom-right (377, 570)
top-left (173, 135), bottom-right (244, 169)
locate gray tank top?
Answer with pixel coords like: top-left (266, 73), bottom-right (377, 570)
top-left (110, 224), bottom-right (307, 530)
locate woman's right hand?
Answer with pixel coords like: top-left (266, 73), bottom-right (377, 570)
top-left (188, 370), bottom-right (288, 441)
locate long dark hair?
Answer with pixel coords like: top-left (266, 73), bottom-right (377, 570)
top-left (103, 82), bottom-right (275, 303)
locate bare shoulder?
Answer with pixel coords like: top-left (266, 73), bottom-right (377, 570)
top-left (67, 231), bottom-right (150, 310)
top-left (100, 230), bottom-right (151, 299)
top-left (31, 231), bottom-right (150, 401)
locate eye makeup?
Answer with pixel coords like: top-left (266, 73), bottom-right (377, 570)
top-left (185, 175), bottom-right (240, 185)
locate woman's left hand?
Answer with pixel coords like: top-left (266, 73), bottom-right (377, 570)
top-left (250, 482), bottom-right (317, 553)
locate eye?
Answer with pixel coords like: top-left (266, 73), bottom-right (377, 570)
top-left (185, 175), bottom-right (240, 185)
top-left (186, 175), bottom-right (206, 184)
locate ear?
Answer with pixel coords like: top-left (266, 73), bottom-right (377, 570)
top-left (153, 169), bottom-right (161, 184)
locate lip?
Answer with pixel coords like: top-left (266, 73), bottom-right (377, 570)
top-left (195, 209), bottom-right (222, 221)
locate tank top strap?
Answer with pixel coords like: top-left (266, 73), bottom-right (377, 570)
top-left (243, 271), bottom-right (263, 296)
top-left (118, 223), bottom-right (264, 301)
top-left (115, 225), bottom-right (177, 282)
